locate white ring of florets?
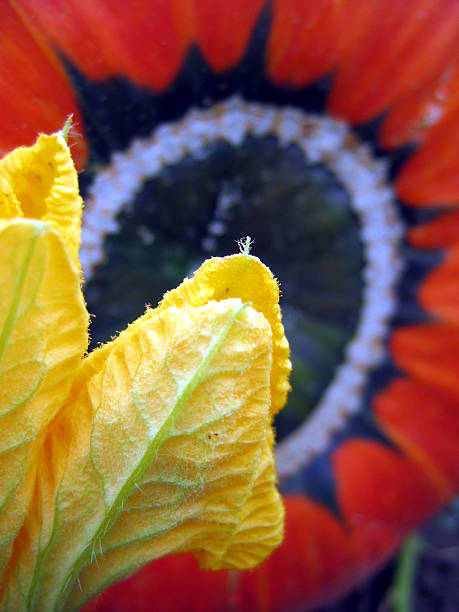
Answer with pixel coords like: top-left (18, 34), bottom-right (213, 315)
top-left (80, 97), bottom-right (404, 477)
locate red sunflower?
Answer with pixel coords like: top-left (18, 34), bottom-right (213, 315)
top-left (1, 1), bottom-right (459, 611)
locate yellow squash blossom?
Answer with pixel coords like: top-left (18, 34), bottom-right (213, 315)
top-left (0, 129), bottom-right (291, 611)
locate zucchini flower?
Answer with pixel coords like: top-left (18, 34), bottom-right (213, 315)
top-left (0, 128), bottom-right (290, 611)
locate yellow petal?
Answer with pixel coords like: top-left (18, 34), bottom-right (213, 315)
top-left (0, 254), bottom-right (288, 611)
top-left (0, 219), bottom-right (88, 585)
top-left (197, 428), bottom-right (284, 570)
top-left (0, 132), bottom-right (83, 273)
top-left (158, 254), bottom-right (292, 417)
top-left (0, 175), bottom-right (22, 218)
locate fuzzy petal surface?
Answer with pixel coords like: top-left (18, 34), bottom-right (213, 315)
top-left (0, 132), bottom-right (84, 273)
top-left (1, 295), bottom-right (285, 611)
top-left (0, 219), bottom-right (88, 586)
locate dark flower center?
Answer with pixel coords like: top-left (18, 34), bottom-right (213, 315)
top-left (81, 99), bottom-right (403, 453)
top-left (85, 131), bottom-right (366, 440)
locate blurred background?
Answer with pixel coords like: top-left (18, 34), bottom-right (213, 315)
top-left (1, 1), bottom-right (458, 610)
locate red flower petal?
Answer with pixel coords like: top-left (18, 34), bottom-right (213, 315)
top-left (266, 0), bottom-right (343, 87)
top-left (333, 440), bottom-right (442, 565)
top-left (328, 0), bottom-right (459, 124)
top-left (14, 0), bottom-right (195, 91)
top-left (83, 496), bottom-right (353, 612)
top-left (391, 323), bottom-right (459, 395)
top-left (381, 55), bottom-right (459, 148)
top-left (409, 209), bottom-right (459, 249)
top-left (396, 108), bottom-right (459, 205)
top-left (0, 2), bottom-right (86, 167)
top-left (1, 4), bottom-right (457, 611)
top-left (418, 246), bottom-right (459, 323)
top-left (374, 378), bottom-right (459, 494)
top-left (193, 0), bottom-right (266, 72)
top-left (237, 496), bottom-right (352, 612)
top-left (82, 553), bottom-right (229, 612)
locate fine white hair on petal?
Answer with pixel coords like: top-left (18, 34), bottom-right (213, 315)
top-left (80, 97), bottom-right (403, 476)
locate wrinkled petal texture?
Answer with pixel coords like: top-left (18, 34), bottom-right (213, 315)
top-left (3, 293), bottom-right (284, 611)
top-left (0, 219), bottom-right (88, 586)
top-left (0, 131), bottom-right (289, 610)
top-left (158, 254), bottom-right (291, 418)
top-left (0, 132), bottom-right (84, 273)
